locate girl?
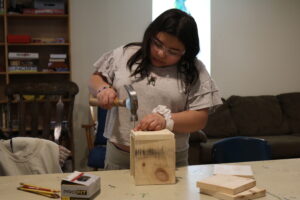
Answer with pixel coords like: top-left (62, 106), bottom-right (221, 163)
top-left (89, 9), bottom-right (222, 170)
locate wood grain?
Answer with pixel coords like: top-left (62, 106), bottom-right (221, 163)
top-left (201, 186), bottom-right (266, 200)
top-left (197, 174), bottom-right (256, 195)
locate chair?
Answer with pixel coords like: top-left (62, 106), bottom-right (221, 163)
top-left (82, 96), bottom-right (107, 170)
top-left (211, 136), bottom-right (271, 163)
top-left (4, 81), bottom-right (79, 171)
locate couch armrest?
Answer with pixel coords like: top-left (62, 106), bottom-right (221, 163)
top-left (190, 130), bottom-right (208, 143)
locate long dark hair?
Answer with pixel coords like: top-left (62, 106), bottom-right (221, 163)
top-left (125, 9), bottom-right (200, 88)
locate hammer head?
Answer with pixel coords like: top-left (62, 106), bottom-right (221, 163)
top-left (124, 85), bottom-right (138, 121)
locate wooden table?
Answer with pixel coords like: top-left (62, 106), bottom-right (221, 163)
top-left (0, 158), bottom-right (299, 200)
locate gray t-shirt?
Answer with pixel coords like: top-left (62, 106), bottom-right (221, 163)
top-left (93, 45), bottom-right (222, 152)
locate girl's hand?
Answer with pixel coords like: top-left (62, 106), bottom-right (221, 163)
top-left (134, 113), bottom-right (166, 131)
top-left (96, 87), bottom-right (117, 109)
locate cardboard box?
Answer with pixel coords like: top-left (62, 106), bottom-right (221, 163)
top-left (61, 171), bottom-right (100, 200)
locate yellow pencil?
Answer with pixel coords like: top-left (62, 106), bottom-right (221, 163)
top-left (18, 187), bottom-right (60, 199)
top-left (20, 182), bottom-right (60, 193)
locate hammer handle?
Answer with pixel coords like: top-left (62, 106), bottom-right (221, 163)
top-left (89, 96), bottom-right (125, 107)
top-left (113, 98), bottom-right (126, 107)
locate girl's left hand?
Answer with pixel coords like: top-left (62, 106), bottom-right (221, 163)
top-left (134, 113), bottom-right (166, 131)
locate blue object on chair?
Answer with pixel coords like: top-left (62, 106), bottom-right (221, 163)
top-left (87, 146), bottom-right (106, 168)
top-left (94, 108), bottom-right (107, 146)
top-left (87, 108), bottom-right (107, 169)
top-left (212, 136), bottom-right (271, 163)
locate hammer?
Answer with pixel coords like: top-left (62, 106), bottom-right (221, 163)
top-left (90, 84), bottom-right (138, 122)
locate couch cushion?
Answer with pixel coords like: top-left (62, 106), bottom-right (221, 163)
top-left (203, 101), bottom-right (237, 138)
top-left (277, 92), bottom-right (300, 133)
top-left (258, 135), bottom-right (300, 159)
top-left (227, 95), bottom-right (289, 136)
top-left (195, 135), bottom-right (300, 164)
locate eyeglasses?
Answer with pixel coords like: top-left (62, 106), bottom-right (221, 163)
top-left (151, 38), bottom-right (185, 57)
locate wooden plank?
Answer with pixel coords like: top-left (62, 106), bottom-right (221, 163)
top-left (196, 174), bottom-right (256, 195)
top-left (130, 131), bottom-right (135, 176)
top-left (213, 164), bottom-right (254, 178)
top-left (201, 186), bottom-right (266, 200)
top-left (132, 129), bottom-right (174, 140)
top-left (130, 129), bottom-right (176, 185)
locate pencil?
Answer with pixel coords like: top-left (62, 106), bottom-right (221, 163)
top-left (18, 187), bottom-right (60, 199)
top-left (20, 182), bottom-right (60, 193)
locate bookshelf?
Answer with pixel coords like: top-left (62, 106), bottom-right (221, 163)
top-left (0, 0), bottom-right (71, 132)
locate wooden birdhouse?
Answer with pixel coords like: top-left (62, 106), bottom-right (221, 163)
top-left (130, 129), bottom-right (176, 185)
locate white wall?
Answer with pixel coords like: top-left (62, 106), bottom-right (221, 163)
top-left (70, 0), bottom-right (151, 170)
top-left (212, 0), bottom-right (300, 98)
top-left (70, 0), bottom-right (300, 170)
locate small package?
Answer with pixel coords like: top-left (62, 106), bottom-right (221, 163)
top-left (61, 171), bottom-right (100, 200)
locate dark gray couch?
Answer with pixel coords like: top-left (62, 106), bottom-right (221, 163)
top-left (188, 92), bottom-right (300, 165)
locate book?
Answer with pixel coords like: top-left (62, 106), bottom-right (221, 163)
top-left (49, 58), bottom-right (65, 62)
top-left (55, 68), bottom-right (69, 72)
top-left (23, 8), bottom-right (65, 15)
top-left (8, 52), bottom-right (39, 60)
top-left (34, 0), bottom-right (65, 10)
top-left (8, 66), bottom-right (38, 72)
top-left (48, 62), bottom-right (68, 68)
top-left (50, 54), bottom-right (67, 59)
top-left (10, 60), bottom-right (35, 66)
top-left (32, 37), bottom-right (65, 43)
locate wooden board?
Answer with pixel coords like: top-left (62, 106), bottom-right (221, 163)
top-left (201, 186), bottom-right (266, 200)
top-left (213, 164), bottom-right (254, 178)
top-left (132, 129), bottom-right (174, 140)
top-left (130, 129), bottom-right (176, 185)
top-left (196, 174), bottom-right (256, 195)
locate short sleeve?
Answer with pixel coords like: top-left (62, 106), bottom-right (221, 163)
top-left (187, 61), bottom-right (223, 111)
top-left (93, 50), bottom-right (116, 84)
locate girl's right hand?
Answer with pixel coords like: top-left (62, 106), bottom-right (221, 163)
top-left (96, 87), bottom-right (117, 109)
